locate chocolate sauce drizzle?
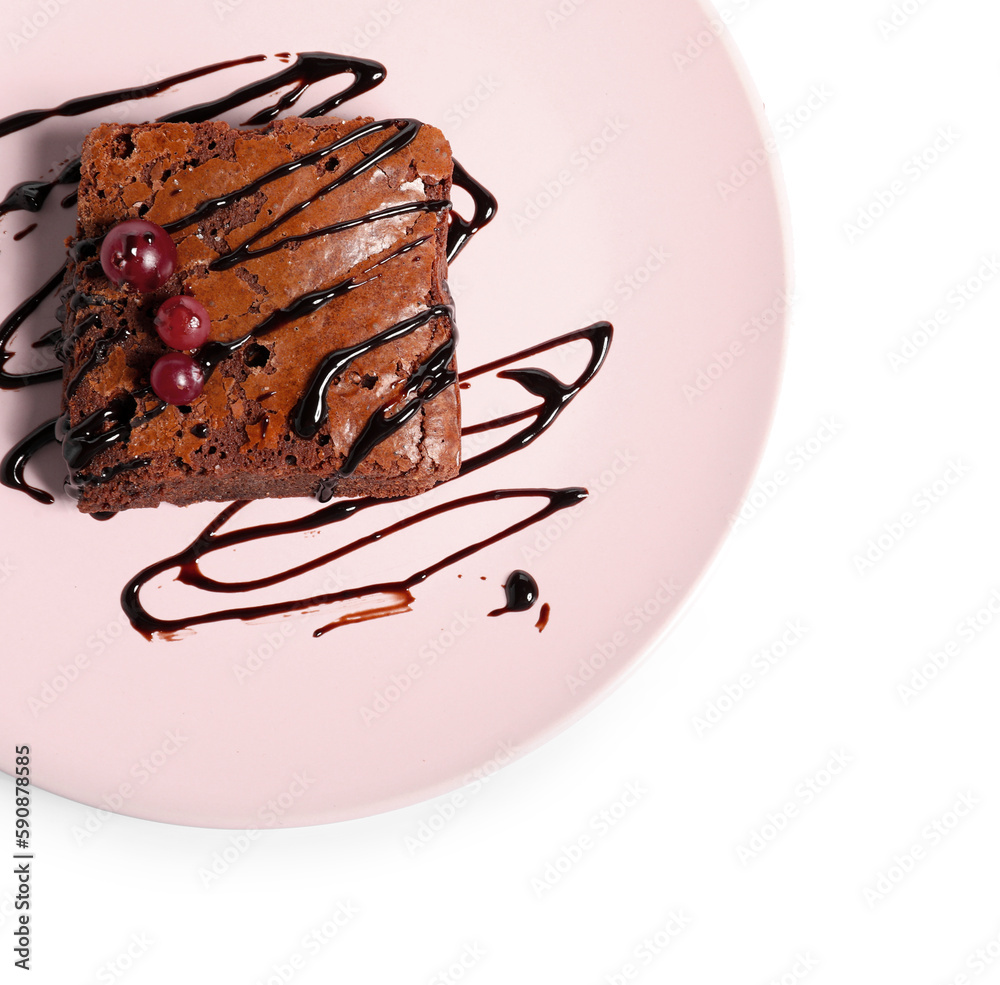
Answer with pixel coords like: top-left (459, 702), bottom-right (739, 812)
top-left (123, 488), bottom-right (585, 640)
top-left (458, 323), bottom-right (612, 476)
top-left (121, 323), bottom-right (611, 637)
top-left (447, 161), bottom-right (498, 264)
top-left (0, 418), bottom-right (57, 504)
top-left (0, 267), bottom-right (65, 389)
top-left (193, 118), bottom-right (425, 269)
top-left (56, 234), bottom-right (442, 482)
top-left (0, 50), bottom-right (398, 485)
top-left (0, 53), bottom-right (385, 217)
top-left (488, 570), bottom-right (540, 617)
top-left (292, 304), bottom-right (453, 440)
top-left (11, 112), bottom-right (463, 488)
top-left (210, 199), bottom-right (451, 270)
top-left (0, 52), bottom-right (615, 643)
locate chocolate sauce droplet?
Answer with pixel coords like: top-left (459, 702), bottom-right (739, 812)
top-left (535, 603), bottom-right (551, 632)
top-left (488, 570), bottom-right (539, 617)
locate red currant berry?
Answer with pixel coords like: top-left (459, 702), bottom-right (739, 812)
top-left (154, 295), bottom-right (211, 350)
top-left (99, 219), bottom-right (177, 292)
top-left (150, 352), bottom-right (205, 405)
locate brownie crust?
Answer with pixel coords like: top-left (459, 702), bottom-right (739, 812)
top-left (60, 116), bottom-right (459, 513)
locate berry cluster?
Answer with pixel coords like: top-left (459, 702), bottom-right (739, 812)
top-left (99, 219), bottom-right (209, 406)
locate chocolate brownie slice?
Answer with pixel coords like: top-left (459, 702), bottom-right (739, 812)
top-left (59, 116), bottom-right (459, 513)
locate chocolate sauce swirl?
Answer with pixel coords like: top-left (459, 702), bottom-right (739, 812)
top-left (0, 51), bottom-right (400, 493)
top-left (123, 487), bottom-right (585, 639)
top-left (0, 268), bottom-right (65, 389)
top-left (56, 235), bottom-right (441, 481)
top-left (0, 52), bottom-right (615, 644)
top-left (458, 322), bottom-right (613, 478)
top-left (0, 53), bottom-right (386, 218)
top-left (0, 60), bottom-right (493, 493)
top-left (197, 118), bottom-right (425, 269)
top-left (292, 304), bottom-right (453, 439)
top-left (447, 161), bottom-right (499, 264)
top-left (120, 323), bottom-right (611, 638)
top-left (0, 418), bottom-right (57, 504)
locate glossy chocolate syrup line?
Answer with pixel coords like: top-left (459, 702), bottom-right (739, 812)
top-left (204, 120), bottom-right (424, 268)
top-left (59, 236), bottom-right (435, 477)
top-left (0, 163), bottom-right (80, 219)
top-left (210, 200), bottom-right (451, 269)
top-left (340, 335), bottom-right (457, 477)
top-left (0, 54), bottom-right (498, 501)
top-left (292, 303), bottom-right (453, 439)
top-left (60, 393), bottom-right (143, 474)
top-left (32, 327), bottom-right (61, 350)
top-left (168, 52), bottom-right (386, 127)
top-left (0, 418), bottom-right (57, 504)
top-left (0, 267), bottom-right (65, 389)
top-left (199, 146), bottom-right (492, 271)
top-left (120, 324), bottom-right (611, 637)
top-left (64, 321), bottom-right (128, 400)
top-left (457, 322), bottom-right (613, 479)
top-left (447, 160), bottom-right (499, 264)
top-left (0, 52), bottom-right (394, 398)
top-left (488, 570), bottom-right (539, 617)
top-left (84, 456), bottom-right (152, 486)
top-left (0, 56), bottom-right (265, 141)
top-left (164, 118), bottom-right (417, 241)
top-left (122, 487), bottom-right (586, 639)
top-left (0, 53), bottom-right (386, 218)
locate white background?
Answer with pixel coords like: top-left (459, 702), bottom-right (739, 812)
top-left (4, 0), bottom-right (1000, 982)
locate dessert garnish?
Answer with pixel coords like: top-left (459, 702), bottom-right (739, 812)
top-left (150, 352), bottom-right (205, 405)
top-left (154, 295), bottom-right (211, 350)
top-left (0, 52), bottom-right (614, 639)
top-left (98, 219), bottom-right (176, 291)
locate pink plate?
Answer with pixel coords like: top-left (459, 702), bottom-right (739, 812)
top-left (0, 0), bottom-right (788, 827)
